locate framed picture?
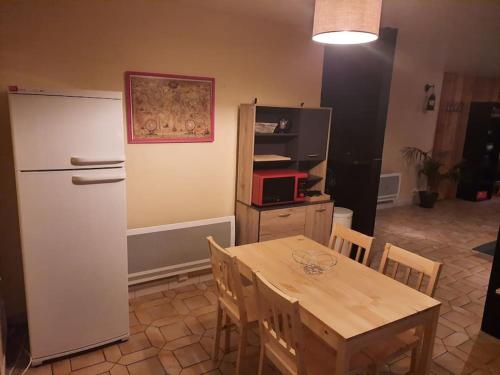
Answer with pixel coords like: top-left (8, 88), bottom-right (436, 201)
top-left (125, 71), bottom-right (215, 143)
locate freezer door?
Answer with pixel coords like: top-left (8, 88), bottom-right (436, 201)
top-left (16, 169), bottom-right (129, 361)
top-left (9, 93), bottom-right (125, 171)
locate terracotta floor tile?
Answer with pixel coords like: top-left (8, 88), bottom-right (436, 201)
top-left (128, 312), bottom-right (139, 327)
top-left (443, 332), bottom-right (470, 347)
top-left (175, 290), bottom-right (205, 300)
top-left (103, 345), bottom-right (122, 363)
top-left (118, 347), bottom-right (160, 366)
top-left (197, 312), bottom-right (217, 330)
top-left (70, 362), bottom-right (113, 375)
top-left (109, 364), bottom-right (129, 375)
top-left (184, 316), bottom-right (205, 335)
top-left (183, 295), bottom-right (211, 311)
top-left (173, 343), bottom-right (210, 368)
top-left (26, 365), bottom-right (53, 375)
top-left (70, 350), bottom-right (105, 371)
top-left (119, 333), bottom-right (151, 355)
top-left (127, 357), bottom-right (166, 375)
top-left (145, 326), bottom-right (166, 348)
top-left (158, 350), bottom-right (182, 374)
top-left (160, 321), bottom-right (191, 342)
top-left (164, 335), bottom-right (202, 351)
top-left (147, 302), bottom-right (179, 321)
top-left (179, 359), bottom-right (218, 375)
top-left (52, 359), bottom-right (71, 375)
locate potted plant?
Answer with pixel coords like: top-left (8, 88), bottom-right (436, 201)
top-left (401, 147), bottom-right (459, 208)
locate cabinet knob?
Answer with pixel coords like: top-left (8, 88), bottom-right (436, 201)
top-left (307, 154), bottom-right (320, 158)
top-left (315, 208), bottom-right (326, 212)
top-left (278, 213), bottom-right (291, 218)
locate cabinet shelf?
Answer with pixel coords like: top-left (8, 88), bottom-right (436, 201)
top-left (253, 154), bottom-right (292, 162)
top-left (307, 174), bottom-right (323, 183)
top-left (255, 133), bottom-right (299, 139)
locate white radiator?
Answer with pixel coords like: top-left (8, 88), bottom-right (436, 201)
top-left (378, 173), bottom-right (401, 203)
top-left (127, 216), bottom-right (234, 285)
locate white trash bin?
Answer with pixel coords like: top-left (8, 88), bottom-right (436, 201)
top-left (332, 207), bottom-right (353, 256)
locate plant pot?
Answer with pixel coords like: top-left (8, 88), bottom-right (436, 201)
top-left (419, 191), bottom-right (438, 208)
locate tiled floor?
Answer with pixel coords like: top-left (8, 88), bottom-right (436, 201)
top-left (26, 198), bottom-right (500, 375)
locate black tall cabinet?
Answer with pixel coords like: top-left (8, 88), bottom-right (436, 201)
top-left (457, 102), bottom-right (499, 201)
top-left (321, 28), bottom-right (398, 235)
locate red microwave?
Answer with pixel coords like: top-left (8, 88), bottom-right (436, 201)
top-left (252, 169), bottom-right (308, 206)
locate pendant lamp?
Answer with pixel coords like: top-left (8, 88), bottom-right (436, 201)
top-left (312, 0), bottom-right (382, 45)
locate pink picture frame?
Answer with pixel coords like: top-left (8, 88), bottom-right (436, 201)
top-left (125, 71), bottom-right (215, 143)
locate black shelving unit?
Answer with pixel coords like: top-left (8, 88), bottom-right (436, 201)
top-left (457, 102), bottom-right (500, 201)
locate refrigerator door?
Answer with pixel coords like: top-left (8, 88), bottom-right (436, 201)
top-left (9, 92), bottom-right (125, 171)
top-left (16, 168), bottom-right (129, 361)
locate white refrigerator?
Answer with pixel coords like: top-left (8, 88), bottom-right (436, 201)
top-left (8, 89), bottom-right (129, 365)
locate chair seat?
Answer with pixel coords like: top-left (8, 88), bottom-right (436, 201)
top-left (303, 325), bottom-right (374, 374)
top-left (363, 328), bottom-right (420, 363)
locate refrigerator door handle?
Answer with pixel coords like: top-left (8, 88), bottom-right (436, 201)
top-left (70, 157), bottom-right (125, 166)
top-left (72, 175), bottom-right (126, 185)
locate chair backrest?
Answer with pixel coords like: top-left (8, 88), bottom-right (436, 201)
top-left (252, 271), bottom-right (306, 375)
top-left (207, 236), bottom-right (247, 322)
top-left (379, 243), bottom-right (443, 297)
top-left (328, 223), bottom-right (374, 265)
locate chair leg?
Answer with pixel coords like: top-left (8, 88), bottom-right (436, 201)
top-left (224, 313), bottom-right (232, 353)
top-left (257, 344), bottom-right (265, 375)
top-left (235, 324), bottom-right (248, 375)
top-left (409, 347), bottom-right (419, 374)
top-left (212, 303), bottom-right (223, 360)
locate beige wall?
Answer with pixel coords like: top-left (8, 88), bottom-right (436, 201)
top-left (380, 0), bottom-right (500, 204)
top-left (0, 0), bottom-right (323, 317)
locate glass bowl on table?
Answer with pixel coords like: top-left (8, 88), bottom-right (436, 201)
top-left (292, 248), bottom-right (337, 275)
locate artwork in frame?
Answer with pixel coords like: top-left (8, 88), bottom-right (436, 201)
top-left (125, 71), bottom-right (215, 143)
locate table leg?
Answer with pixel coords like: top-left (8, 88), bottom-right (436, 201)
top-left (335, 342), bottom-right (349, 375)
top-left (417, 307), bottom-right (440, 374)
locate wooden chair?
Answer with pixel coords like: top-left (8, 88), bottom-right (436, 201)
top-left (207, 236), bottom-right (257, 374)
top-left (252, 271), bottom-right (373, 375)
top-left (366, 243), bottom-right (443, 374)
top-left (328, 223), bottom-right (374, 265)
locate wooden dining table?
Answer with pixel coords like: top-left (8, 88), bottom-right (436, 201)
top-left (228, 235), bottom-right (441, 374)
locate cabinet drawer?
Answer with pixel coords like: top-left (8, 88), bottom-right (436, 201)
top-left (305, 202), bottom-right (334, 246)
top-left (259, 206), bottom-right (306, 241)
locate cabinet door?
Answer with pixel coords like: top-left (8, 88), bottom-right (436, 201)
top-left (305, 202), bottom-right (334, 245)
top-left (259, 206), bottom-right (306, 241)
top-left (297, 109), bottom-right (331, 161)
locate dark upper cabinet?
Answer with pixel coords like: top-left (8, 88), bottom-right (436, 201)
top-left (297, 109), bottom-right (331, 161)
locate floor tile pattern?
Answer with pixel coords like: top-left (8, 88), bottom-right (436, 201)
top-left (26, 198), bottom-right (500, 375)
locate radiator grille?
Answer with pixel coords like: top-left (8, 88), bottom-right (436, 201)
top-left (127, 216), bottom-right (234, 285)
top-left (378, 173), bottom-right (401, 203)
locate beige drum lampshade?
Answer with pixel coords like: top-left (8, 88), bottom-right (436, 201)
top-left (312, 0), bottom-right (382, 44)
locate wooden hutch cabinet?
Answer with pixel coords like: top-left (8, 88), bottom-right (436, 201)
top-left (235, 104), bottom-right (334, 245)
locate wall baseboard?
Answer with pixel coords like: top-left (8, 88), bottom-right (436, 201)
top-left (376, 197), bottom-right (413, 210)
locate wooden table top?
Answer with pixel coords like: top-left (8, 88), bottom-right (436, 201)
top-left (229, 235), bottom-right (441, 341)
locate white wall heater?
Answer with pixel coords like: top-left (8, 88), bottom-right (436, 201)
top-left (378, 173), bottom-right (401, 203)
top-left (127, 216), bottom-right (234, 285)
